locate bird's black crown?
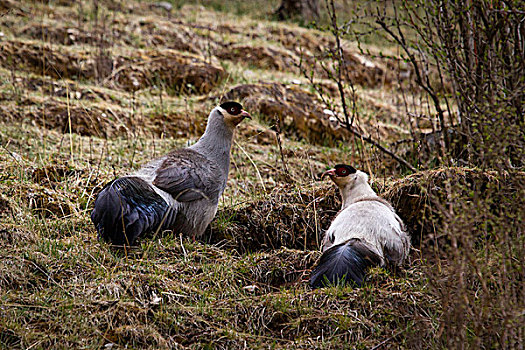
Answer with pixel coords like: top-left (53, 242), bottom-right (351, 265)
top-left (334, 164), bottom-right (356, 177)
top-left (220, 101), bottom-right (243, 115)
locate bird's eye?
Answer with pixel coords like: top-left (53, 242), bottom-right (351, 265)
top-left (336, 167), bottom-right (349, 176)
top-left (230, 107), bottom-right (236, 113)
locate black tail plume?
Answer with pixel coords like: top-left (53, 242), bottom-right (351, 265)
top-left (309, 239), bottom-right (382, 288)
top-left (91, 176), bottom-right (171, 246)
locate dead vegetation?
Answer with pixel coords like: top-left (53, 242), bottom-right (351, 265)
top-left (0, 0), bottom-right (521, 348)
top-left (0, 40), bottom-right (98, 80)
top-left (211, 166), bottom-right (524, 259)
top-left (0, 94), bottom-right (207, 139)
top-left (222, 82), bottom-right (411, 146)
top-left (0, 41), bottom-right (225, 95)
top-left (20, 75), bottom-right (114, 101)
top-left (209, 182), bottom-right (339, 253)
top-left (0, 0), bottom-right (26, 16)
top-left (0, 97), bottom-right (124, 138)
top-left (19, 22), bottom-right (110, 47)
top-left (383, 167), bottom-right (525, 248)
top-left (216, 44), bottom-right (298, 71)
top-left (110, 49), bottom-right (226, 94)
top-left (0, 194), bottom-right (10, 217)
top-left (267, 25), bottom-right (392, 86)
top-left (223, 82), bottom-right (351, 145)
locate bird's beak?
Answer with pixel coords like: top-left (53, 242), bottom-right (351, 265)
top-left (240, 110), bottom-right (252, 119)
top-left (321, 168), bottom-right (337, 179)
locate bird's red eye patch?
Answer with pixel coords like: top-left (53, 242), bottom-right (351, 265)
top-left (334, 164), bottom-right (356, 177)
top-left (336, 168), bottom-right (348, 176)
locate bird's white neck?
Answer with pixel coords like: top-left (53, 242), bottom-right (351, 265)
top-left (340, 177), bottom-right (377, 210)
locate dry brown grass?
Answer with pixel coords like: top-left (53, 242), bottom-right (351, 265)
top-left (0, 0), bottom-right (521, 348)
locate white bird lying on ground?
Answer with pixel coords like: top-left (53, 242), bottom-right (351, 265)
top-left (91, 101), bottom-right (251, 246)
top-left (310, 164), bottom-right (410, 288)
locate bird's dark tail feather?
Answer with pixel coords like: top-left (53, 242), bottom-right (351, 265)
top-left (309, 238), bottom-right (382, 288)
top-left (91, 176), bottom-right (171, 246)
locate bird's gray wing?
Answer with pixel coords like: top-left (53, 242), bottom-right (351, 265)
top-left (152, 149), bottom-right (223, 202)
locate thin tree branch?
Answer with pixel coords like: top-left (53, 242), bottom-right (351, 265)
top-left (339, 120), bottom-right (417, 172)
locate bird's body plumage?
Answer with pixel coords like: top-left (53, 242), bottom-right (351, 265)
top-left (310, 167), bottom-right (410, 288)
top-left (91, 176), bottom-right (171, 246)
top-left (91, 102), bottom-right (250, 245)
top-left (322, 197), bottom-right (408, 266)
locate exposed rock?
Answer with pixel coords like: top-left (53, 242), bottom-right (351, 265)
top-left (341, 51), bottom-right (386, 86)
top-left (150, 1), bottom-right (172, 13)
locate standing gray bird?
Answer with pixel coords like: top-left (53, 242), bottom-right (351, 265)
top-left (310, 164), bottom-right (410, 288)
top-left (91, 101), bottom-right (251, 246)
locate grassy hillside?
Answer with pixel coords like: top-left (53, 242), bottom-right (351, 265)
top-left (0, 1), bottom-right (522, 349)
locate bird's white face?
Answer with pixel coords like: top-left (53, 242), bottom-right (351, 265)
top-left (217, 102), bottom-right (251, 127)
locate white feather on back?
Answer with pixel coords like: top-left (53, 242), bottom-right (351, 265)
top-left (323, 170), bottom-right (410, 266)
top-left (133, 158), bottom-right (179, 207)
